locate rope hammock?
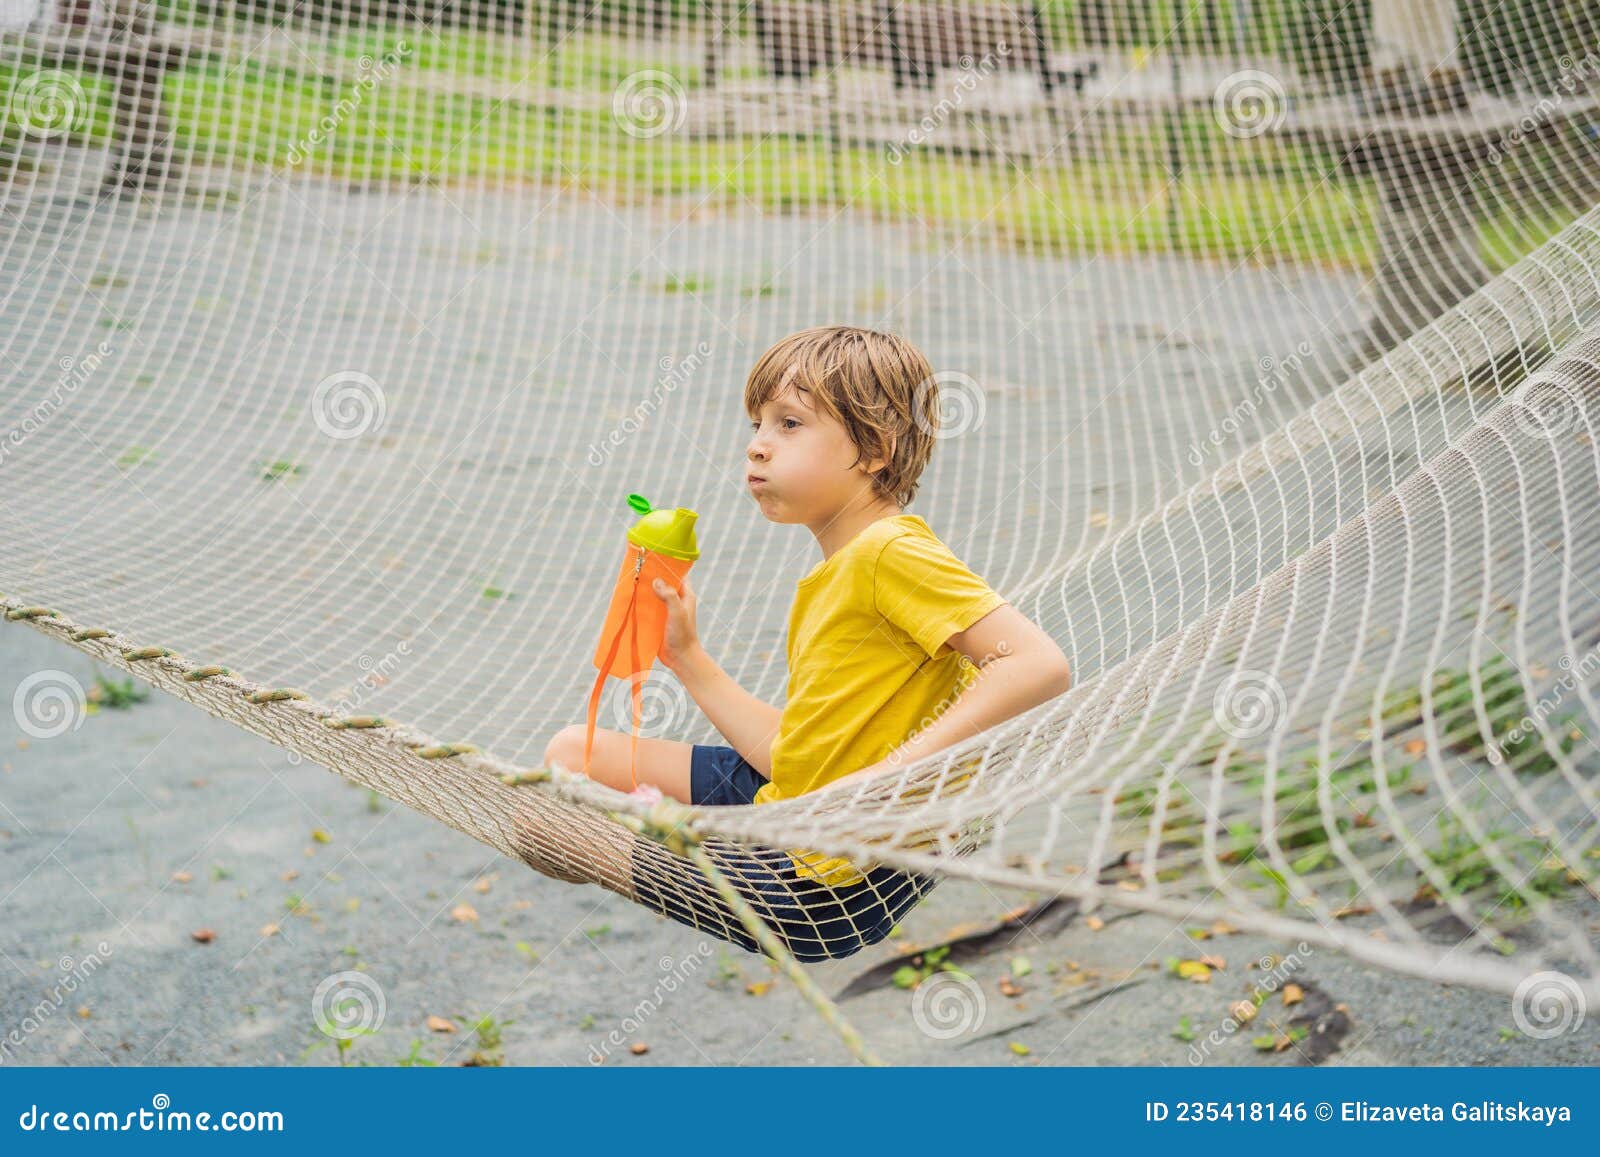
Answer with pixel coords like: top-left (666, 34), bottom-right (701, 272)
top-left (4, 1), bottom-right (1600, 1057)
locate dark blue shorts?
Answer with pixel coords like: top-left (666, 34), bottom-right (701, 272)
top-left (629, 744), bottom-right (938, 962)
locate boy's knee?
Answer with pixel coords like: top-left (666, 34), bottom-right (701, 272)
top-left (543, 724), bottom-right (588, 772)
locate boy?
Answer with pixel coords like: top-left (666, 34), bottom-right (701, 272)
top-left (542, 326), bottom-right (1072, 960)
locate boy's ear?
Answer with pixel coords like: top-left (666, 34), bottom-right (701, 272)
top-left (873, 433), bottom-right (896, 473)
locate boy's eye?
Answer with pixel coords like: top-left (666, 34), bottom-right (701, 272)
top-left (749, 418), bottom-right (800, 430)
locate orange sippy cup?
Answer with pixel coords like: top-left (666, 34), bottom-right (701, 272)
top-left (582, 493), bottom-right (700, 789)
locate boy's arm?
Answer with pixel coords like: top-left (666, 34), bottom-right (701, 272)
top-left (673, 646), bottom-right (780, 778)
top-left (833, 603), bottom-right (1071, 786)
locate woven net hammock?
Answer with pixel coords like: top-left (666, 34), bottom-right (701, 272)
top-left (5, 0), bottom-right (1600, 1035)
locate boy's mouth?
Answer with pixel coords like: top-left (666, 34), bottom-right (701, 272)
top-left (746, 473), bottom-right (767, 488)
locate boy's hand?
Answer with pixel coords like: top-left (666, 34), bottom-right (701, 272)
top-left (651, 574), bottom-right (700, 674)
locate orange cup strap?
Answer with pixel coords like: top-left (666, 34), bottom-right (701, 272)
top-left (583, 577), bottom-right (647, 790)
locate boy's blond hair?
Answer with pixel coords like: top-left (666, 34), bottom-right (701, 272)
top-left (744, 325), bottom-right (938, 508)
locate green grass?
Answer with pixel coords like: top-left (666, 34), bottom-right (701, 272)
top-left (159, 53), bottom-right (1382, 266)
top-left (1381, 654), bottom-right (1588, 777)
top-left (89, 674), bottom-right (149, 709)
top-left (1117, 654), bottom-right (1593, 918)
top-left (1420, 809), bottom-right (1574, 921)
top-left (0, 22), bottom-right (1585, 272)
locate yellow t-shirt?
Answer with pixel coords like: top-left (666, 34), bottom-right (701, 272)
top-left (753, 513), bottom-right (1008, 887)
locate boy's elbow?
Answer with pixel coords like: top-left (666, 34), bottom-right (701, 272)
top-left (1004, 646), bottom-right (1068, 700)
top-left (1037, 652), bottom-right (1072, 698)
top-left (1046, 663), bottom-right (1072, 698)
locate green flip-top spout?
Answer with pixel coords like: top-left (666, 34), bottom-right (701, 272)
top-left (624, 493), bottom-right (700, 561)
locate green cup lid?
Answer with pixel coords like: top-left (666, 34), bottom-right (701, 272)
top-left (624, 493), bottom-right (700, 561)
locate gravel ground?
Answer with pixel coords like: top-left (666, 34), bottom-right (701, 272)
top-left (3, 149), bottom-right (1595, 1069)
top-left (4, 625), bottom-right (1597, 1068)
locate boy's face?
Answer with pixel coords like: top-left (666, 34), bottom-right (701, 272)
top-left (745, 369), bottom-right (887, 526)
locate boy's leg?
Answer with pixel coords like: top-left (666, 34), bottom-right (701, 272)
top-left (510, 799), bottom-right (635, 888)
top-left (541, 724), bottom-right (695, 802)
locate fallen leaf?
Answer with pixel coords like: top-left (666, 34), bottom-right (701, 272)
top-left (1332, 903), bottom-right (1373, 919)
top-left (1199, 953), bottom-right (1226, 970)
top-left (1209, 919), bottom-right (1238, 936)
top-left (190, 928), bottom-right (215, 943)
top-left (1008, 1040), bottom-right (1031, 1055)
top-left (1085, 915), bottom-right (1105, 931)
top-left (1230, 999), bottom-right (1257, 1023)
top-left (1403, 738), bottom-right (1427, 756)
top-left (76, 1006), bottom-right (90, 1019)
top-left (998, 977), bottom-right (1023, 998)
top-left (745, 980), bottom-right (773, 996)
top-left (1173, 959), bottom-right (1212, 982)
top-left (450, 903), bottom-right (479, 923)
top-left (629, 1041), bottom-right (649, 1055)
top-left (1283, 983), bottom-right (1305, 1006)
top-left (259, 922), bottom-right (280, 937)
top-left (311, 829), bottom-right (331, 844)
top-left (473, 878), bottom-right (492, 894)
top-left (426, 1015), bottom-right (458, 1033)
top-left (281, 869), bottom-right (299, 882)
top-left (171, 870), bottom-right (192, 884)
